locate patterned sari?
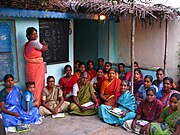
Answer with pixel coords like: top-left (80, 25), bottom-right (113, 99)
top-left (98, 90), bottom-right (136, 126)
top-left (2, 86), bottom-right (42, 127)
top-left (59, 75), bottom-right (78, 102)
top-left (100, 78), bottom-right (121, 106)
top-left (150, 100), bottom-right (180, 135)
top-left (157, 90), bottom-right (180, 108)
top-left (23, 41), bottom-right (45, 104)
top-left (69, 82), bottom-right (98, 115)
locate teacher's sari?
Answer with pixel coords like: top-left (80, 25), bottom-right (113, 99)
top-left (98, 90), bottom-right (136, 126)
top-left (100, 78), bottom-right (121, 106)
top-left (2, 86), bottom-right (42, 127)
top-left (23, 40), bottom-right (45, 104)
top-left (150, 100), bottom-right (180, 135)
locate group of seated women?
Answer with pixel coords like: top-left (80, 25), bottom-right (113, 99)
top-left (0, 58), bottom-right (180, 135)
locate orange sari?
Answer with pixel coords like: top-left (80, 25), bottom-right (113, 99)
top-left (100, 78), bottom-right (121, 106)
top-left (23, 41), bottom-right (45, 105)
top-left (74, 71), bottom-right (91, 81)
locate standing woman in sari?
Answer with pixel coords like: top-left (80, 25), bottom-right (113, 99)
top-left (23, 27), bottom-right (48, 106)
top-left (156, 77), bottom-right (179, 108)
top-left (149, 93), bottom-right (180, 135)
top-left (69, 72), bottom-right (99, 115)
top-left (99, 80), bottom-right (136, 126)
top-left (59, 65), bottom-right (78, 102)
top-left (100, 68), bottom-right (121, 107)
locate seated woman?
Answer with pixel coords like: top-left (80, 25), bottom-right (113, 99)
top-left (149, 93), bottom-right (180, 135)
top-left (123, 87), bottom-right (163, 134)
top-left (90, 67), bottom-right (107, 98)
top-left (135, 75), bottom-right (158, 104)
top-left (74, 62), bottom-right (91, 81)
top-left (125, 61), bottom-right (140, 81)
top-left (100, 68), bottom-right (121, 107)
top-left (59, 65), bottom-right (78, 102)
top-left (134, 68), bottom-right (143, 94)
top-left (153, 68), bottom-right (177, 92)
top-left (0, 74), bottom-right (42, 127)
top-left (117, 63), bottom-right (126, 80)
top-left (153, 68), bottom-right (165, 92)
top-left (156, 77), bottom-right (180, 108)
top-left (98, 80), bottom-right (136, 126)
top-left (86, 60), bottom-right (97, 80)
top-left (69, 72), bottom-right (99, 115)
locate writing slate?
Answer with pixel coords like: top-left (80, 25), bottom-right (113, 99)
top-left (39, 19), bottom-right (69, 64)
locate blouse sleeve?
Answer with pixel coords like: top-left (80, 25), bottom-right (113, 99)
top-left (72, 83), bottom-right (79, 96)
top-left (136, 100), bottom-right (144, 116)
top-left (100, 81), bottom-right (107, 94)
top-left (31, 40), bottom-right (43, 50)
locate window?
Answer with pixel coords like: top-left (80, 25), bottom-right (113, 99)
top-left (0, 20), bottom-right (19, 84)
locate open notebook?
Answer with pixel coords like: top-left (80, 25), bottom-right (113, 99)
top-left (136, 120), bottom-right (149, 126)
top-left (52, 113), bottom-right (65, 119)
top-left (15, 124), bottom-right (30, 133)
top-left (81, 101), bottom-right (95, 109)
top-left (109, 108), bottom-right (124, 118)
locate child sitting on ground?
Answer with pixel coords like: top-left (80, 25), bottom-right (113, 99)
top-left (22, 81), bottom-right (38, 113)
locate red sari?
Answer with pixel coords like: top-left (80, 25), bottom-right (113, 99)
top-left (59, 75), bottom-right (78, 102)
top-left (87, 69), bottom-right (97, 80)
top-left (23, 41), bottom-right (45, 105)
top-left (100, 78), bottom-right (121, 106)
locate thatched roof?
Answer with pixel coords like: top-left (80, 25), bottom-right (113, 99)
top-left (0, 0), bottom-right (179, 20)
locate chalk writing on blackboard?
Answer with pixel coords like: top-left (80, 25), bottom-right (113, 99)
top-left (0, 23), bottom-right (12, 52)
top-left (0, 53), bottom-right (14, 82)
top-left (39, 19), bottom-right (69, 65)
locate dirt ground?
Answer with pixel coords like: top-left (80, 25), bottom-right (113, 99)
top-left (7, 114), bottom-right (135, 135)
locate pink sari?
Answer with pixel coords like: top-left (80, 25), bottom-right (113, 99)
top-left (23, 41), bottom-right (45, 105)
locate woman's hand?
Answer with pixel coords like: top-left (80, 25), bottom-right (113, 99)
top-left (11, 112), bottom-right (20, 117)
top-left (53, 107), bottom-right (59, 114)
top-left (79, 106), bottom-right (86, 112)
top-left (131, 120), bottom-right (136, 131)
top-left (139, 125), bottom-right (146, 134)
top-left (94, 103), bottom-right (99, 109)
top-left (121, 112), bottom-right (127, 117)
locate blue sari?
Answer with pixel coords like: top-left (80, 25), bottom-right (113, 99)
top-left (98, 90), bottom-right (136, 126)
top-left (2, 86), bottom-right (42, 127)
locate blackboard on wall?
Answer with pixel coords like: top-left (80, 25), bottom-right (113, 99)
top-left (39, 19), bottom-right (69, 65)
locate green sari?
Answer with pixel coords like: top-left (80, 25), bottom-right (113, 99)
top-left (150, 101), bottom-right (180, 135)
top-left (69, 82), bottom-right (98, 115)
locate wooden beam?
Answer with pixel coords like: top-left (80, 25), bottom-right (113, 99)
top-left (130, 12), bottom-right (135, 93)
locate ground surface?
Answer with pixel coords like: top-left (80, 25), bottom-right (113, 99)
top-left (7, 114), bottom-right (135, 135)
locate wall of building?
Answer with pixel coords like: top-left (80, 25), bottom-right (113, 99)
top-left (0, 18), bottom-right (74, 90)
top-left (114, 16), bottom-right (180, 84)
